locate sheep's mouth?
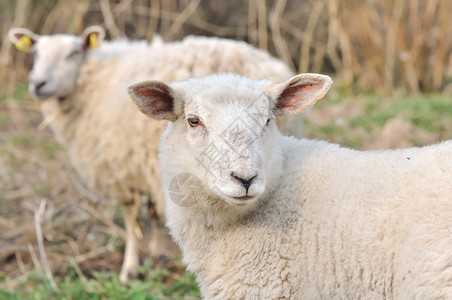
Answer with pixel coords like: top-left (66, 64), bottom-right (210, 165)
top-left (232, 195), bottom-right (255, 201)
top-left (32, 91), bottom-right (56, 101)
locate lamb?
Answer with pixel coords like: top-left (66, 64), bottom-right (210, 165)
top-left (8, 26), bottom-right (303, 282)
top-left (128, 72), bottom-right (452, 299)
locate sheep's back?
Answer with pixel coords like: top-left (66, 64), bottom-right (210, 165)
top-left (63, 51), bottom-right (168, 214)
top-left (277, 138), bottom-right (452, 297)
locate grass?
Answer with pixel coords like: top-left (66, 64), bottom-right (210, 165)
top-left (9, 134), bottom-right (36, 148)
top-left (0, 114), bottom-right (10, 130)
top-left (0, 84), bottom-right (200, 300)
top-left (0, 261), bottom-right (200, 300)
top-left (349, 94), bottom-right (452, 132)
top-left (305, 92), bottom-right (452, 148)
top-left (12, 84), bottom-right (29, 102)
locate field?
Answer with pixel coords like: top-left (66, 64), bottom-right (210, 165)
top-left (0, 84), bottom-right (200, 299)
top-left (1, 0), bottom-right (452, 298)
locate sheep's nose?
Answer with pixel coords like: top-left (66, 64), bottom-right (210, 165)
top-left (34, 81), bottom-right (46, 91)
top-left (231, 173), bottom-right (257, 192)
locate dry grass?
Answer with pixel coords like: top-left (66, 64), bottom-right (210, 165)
top-left (0, 97), bottom-right (124, 285)
top-left (0, 94), bottom-right (191, 292)
top-left (1, 0), bottom-right (452, 94)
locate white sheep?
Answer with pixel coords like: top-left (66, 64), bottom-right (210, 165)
top-left (8, 26), bottom-right (303, 282)
top-left (129, 72), bottom-right (452, 299)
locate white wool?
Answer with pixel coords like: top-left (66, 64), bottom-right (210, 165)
top-left (129, 73), bottom-right (452, 299)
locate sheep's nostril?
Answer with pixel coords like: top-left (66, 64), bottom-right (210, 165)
top-left (231, 173), bottom-right (257, 191)
top-left (35, 81), bottom-right (46, 91)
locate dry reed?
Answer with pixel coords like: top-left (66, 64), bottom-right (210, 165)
top-left (2, 0), bottom-right (451, 94)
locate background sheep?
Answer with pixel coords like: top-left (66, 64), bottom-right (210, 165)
top-left (8, 26), bottom-right (303, 282)
top-left (129, 73), bottom-right (452, 299)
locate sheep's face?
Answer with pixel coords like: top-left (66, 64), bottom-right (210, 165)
top-left (177, 79), bottom-right (279, 206)
top-left (28, 36), bottom-right (85, 99)
top-left (8, 26), bottom-right (105, 100)
top-left (129, 73), bottom-right (333, 208)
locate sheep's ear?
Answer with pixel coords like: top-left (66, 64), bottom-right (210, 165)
top-left (81, 26), bottom-right (105, 50)
top-left (8, 28), bottom-right (39, 52)
top-left (270, 73), bottom-right (333, 116)
top-left (128, 81), bottom-right (180, 121)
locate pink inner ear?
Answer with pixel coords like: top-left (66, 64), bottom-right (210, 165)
top-left (134, 85), bottom-right (173, 114)
top-left (150, 99), bottom-right (172, 111)
top-left (276, 80), bottom-right (322, 110)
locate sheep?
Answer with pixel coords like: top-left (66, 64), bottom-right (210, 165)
top-left (128, 72), bottom-right (452, 299)
top-left (8, 26), bottom-right (304, 282)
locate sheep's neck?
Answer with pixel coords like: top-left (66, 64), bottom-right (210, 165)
top-left (40, 93), bottom-right (84, 147)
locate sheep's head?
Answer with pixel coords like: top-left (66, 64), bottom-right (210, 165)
top-left (129, 73), bottom-right (332, 208)
top-left (8, 26), bottom-right (105, 100)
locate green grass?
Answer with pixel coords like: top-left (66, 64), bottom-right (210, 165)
top-left (36, 140), bottom-right (60, 158)
top-left (34, 184), bottom-right (49, 195)
top-left (0, 114), bottom-right (11, 130)
top-left (0, 83), bottom-right (30, 103)
top-left (306, 93), bottom-right (452, 148)
top-left (12, 84), bottom-right (30, 102)
top-left (0, 134), bottom-right (35, 166)
top-left (9, 134), bottom-right (35, 149)
top-left (349, 94), bottom-right (452, 132)
top-left (0, 261), bottom-right (200, 300)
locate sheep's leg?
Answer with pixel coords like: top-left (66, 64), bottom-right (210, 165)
top-left (149, 218), bottom-right (161, 261)
top-left (148, 205), bottom-right (162, 263)
top-left (119, 199), bottom-right (142, 283)
top-left (147, 200), bottom-right (180, 265)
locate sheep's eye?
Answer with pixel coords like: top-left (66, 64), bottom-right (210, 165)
top-left (66, 49), bottom-right (81, 59)
top-left (188, 117), bottom-right (201, 127)
top-left (265, 118), bottom-right (271, 126)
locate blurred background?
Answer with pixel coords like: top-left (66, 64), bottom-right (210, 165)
top-left (1, 0), bottom-right (452, 93)
top-left (1, 0), bottom-right (451, 298)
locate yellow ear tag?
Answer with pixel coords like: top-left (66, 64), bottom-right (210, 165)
top-left (15, 35), bottom-right (32, 52)
top-left (89, 33), bottom-right (99, 49)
